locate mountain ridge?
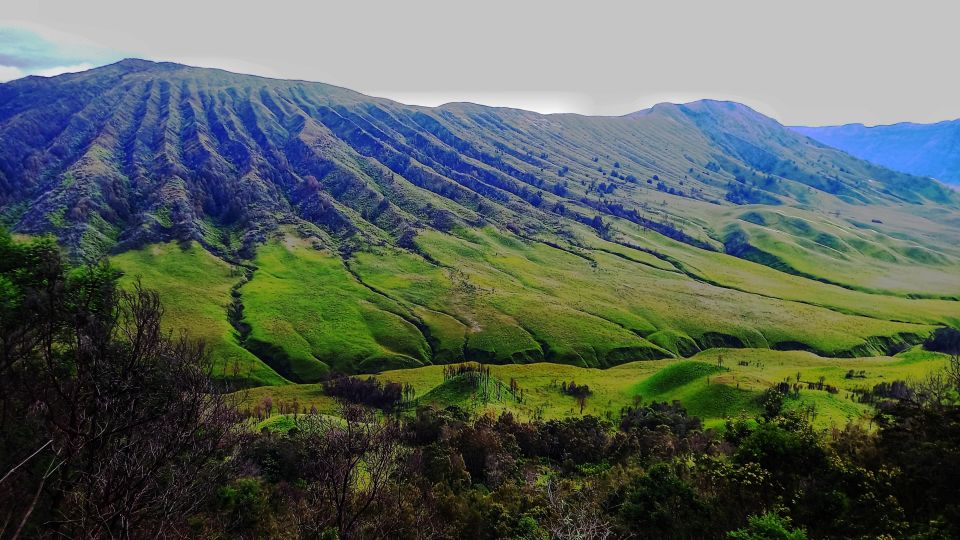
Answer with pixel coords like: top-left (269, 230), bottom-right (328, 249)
top-left (2, 59), bottom-right (958, 383)
top-left (1, 58), bottom-right (955, 262)
top-left (793, 119), bottom-right (960, 186)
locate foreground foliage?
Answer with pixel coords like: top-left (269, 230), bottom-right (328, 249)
top-left (0, 231), bottom-right (239, 537)
top-left (3, 231), bottom-right (960, 539)
top-left (209, 374), bottom-right (960, 539)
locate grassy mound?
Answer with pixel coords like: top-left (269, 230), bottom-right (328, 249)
top-left (235, 348), bottom-right (951, 429)
top-left (420, 375), bottom-right (483, 405)
top-left (680, 383), bottom-right (762, 419)
top-left (632, 361), bottom-right (725, 397)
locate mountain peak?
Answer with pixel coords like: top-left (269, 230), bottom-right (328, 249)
top-left (112, 57), bottom-right (159, 68)
top-left (1, 61), bottom-right (958, 378)
top-left (628, 99), bottom-right (767, 124)
top-left (0, 61), bottom-right (955, 263)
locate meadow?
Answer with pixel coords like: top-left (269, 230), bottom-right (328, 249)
top-left (112, 241), bottom-right (288, 387)
top-left (111, 220), bottom-right (957, 398)
top-left (7, 52), bottom-right (960, 540)
top-left (237, 347), bottom-right (950, 430)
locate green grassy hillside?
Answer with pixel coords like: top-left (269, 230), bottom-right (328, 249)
top-left (9, 60), bottom-right (954, 405)
top-left (112, 221), bottom-right (953, 380)
top-left (239, 236), bottom-right (430, 380)
top-left (236, 347), bottom-right (951, 429)
top-left (112, 241), bottom-right (287, 387)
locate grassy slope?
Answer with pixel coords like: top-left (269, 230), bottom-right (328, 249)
top-left (238, 236), bottom-right (431, 380)
top-left (352, 226), bottom-right (939, 362)
top-left (113, 228), bottom-right (953, 386)
top-left (112, 241), bottom-right (287, 387)
top-left (719, 205), bottom-right (960, 298)
top-left (600, 217), bottom-right (960, 325)
top-left (425, 100), bottom-right (960, 299)
top-left (235, 347), bottom-right (950, 429)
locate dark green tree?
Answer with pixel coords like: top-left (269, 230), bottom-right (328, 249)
top-left (0, 230), bottom-right (238, 538)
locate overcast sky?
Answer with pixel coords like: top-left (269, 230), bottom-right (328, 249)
top-left (2, 0), bottom-right (958, 126)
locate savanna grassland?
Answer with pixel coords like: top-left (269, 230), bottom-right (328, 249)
top-left (4, 59), bottom-right (960, 539)
top-left (6, 228), bottom-right (960, 538)
top-left (237, 347), bottom-right (951, 430)
top-left (110, 218), bottom-right (958, 429)
top-left (3, 58), bottom-right (960, 424)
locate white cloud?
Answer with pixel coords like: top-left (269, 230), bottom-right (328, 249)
top-left (0, 62), bottom-right (97, 82)
top-left (366, 91), bottom-right (595, 115)
top-left (31, 62), bottom-right (95, 77)
top-left (0, 65), bottom-right (25, 82)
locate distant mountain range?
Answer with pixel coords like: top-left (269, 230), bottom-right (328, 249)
top-left (793, 120), bottom-right (960, 186)
top-left (1, 59), bottom-right (958, 383)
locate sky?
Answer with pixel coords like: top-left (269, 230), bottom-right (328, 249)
top-left (1, 0), bottom-right (958, 126)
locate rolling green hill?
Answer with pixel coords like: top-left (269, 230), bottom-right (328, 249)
top-left (237, 347), bottom-right (953, 429)
top-left (2, 60), bottom-right (959, 387)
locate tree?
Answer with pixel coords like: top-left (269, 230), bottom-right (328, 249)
top-left (871, 373), bottom-right (960, 536)
top-left (0, 231), bottom-right (239, 538)
top-left (291, 405), bottom-right (406, 539)
top-left (760, 387), bottom-right (787, 420)
top-left (926, 327), bottom-right (960, 390)
top-left (561, 381), bottom-right (592, 414)
top-left (734, 413), bottom-right (827, 496)
top-left (618, 462), bottom-right (711, 537)
top-left (544, 480), bottom-right (612, 540)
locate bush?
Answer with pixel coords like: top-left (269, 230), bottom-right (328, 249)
top-left (728, 512), bottom-right (807, 540)
top-left (925, 326), bottom-right (960, 358)
top-left (322, 375), bottom-right (408, 411)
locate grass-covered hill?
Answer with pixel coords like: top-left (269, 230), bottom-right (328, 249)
top-left (2, 60), bottom-right (959, 386)
top-left (241, 347), bottom-right (952, 429)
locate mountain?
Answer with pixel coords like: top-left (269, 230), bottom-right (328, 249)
top-left (2, 59), bottom-right (959, 386)
top-left (793, 120), bottom-right (960, 186)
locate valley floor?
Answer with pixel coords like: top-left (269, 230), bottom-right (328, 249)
top-left (112, 228), bottom-right (958, 387)
top-left (106, 230), bottom-right (957, 432)
top-left (237, 347), bottom-right (949, 430)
